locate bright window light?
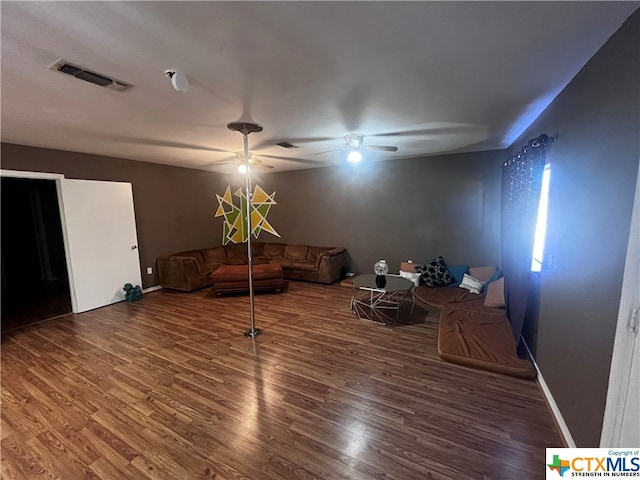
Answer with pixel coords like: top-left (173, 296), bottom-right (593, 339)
top-left (531, 163), bottom-right (551, 272)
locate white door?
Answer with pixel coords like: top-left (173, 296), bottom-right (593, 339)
top-left (601, 159), bottom-right (640, 447)
top-left (59, 179), bottom-right (142, 313)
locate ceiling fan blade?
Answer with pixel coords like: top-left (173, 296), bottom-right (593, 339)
top-left (314, 148), bottom-right (344, 156)
top-left (366, 145), bottom-right (398, 152)
top-left (258, 154), bottom-right (324, 165)
top-left (208, 160), bottom-right (236, 166)
top-left (106, 134), bottom-right (230, 153)
top-left (374, 124), bottom-right (487, 138)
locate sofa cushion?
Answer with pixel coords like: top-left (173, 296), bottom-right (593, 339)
top-left (225, 258), bottom-right (246, 266)
top-left (211, 263), bottom-right (283, 282)
top-left (179, 250), bottom-right (206, 266)
top-left (271, 259), bottom-right (295, 268)
top-left (484, 277), bottom-right (505, 308)
top-left (224, 242), bottom-right (247, 260)
top-left (252, 256), bottom-right (270, 265)
top-left (252, 242), bottom-right (265, 256)
top-left (288, 260), bottom-right (317, 272)
top-left (202, 262), bottom-right (223, 275)
top-left (264, 243), bottom-right (286, 258)
top-left (416, 256), bottom-right (454, 287)
top-left (202, 246), bottom-right (227, 264)
top-left (284, 244), bottom-right (309, 260)
top-left (307, 246), bottom-right (328, 262)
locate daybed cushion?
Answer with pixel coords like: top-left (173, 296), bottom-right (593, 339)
top-left (415, 286), bottom-right (479, 307)
top-left (437, 307), bottom-right (536, 379)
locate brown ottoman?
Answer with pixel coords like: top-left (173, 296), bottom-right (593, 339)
top-left (211, 264), bottom-right (284, 295)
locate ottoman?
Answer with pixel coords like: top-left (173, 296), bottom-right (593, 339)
top-left (211, 264), bottom-right (284, 295)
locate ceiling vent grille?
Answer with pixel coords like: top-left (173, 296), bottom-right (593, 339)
top-left (49, 59), bottom-right (133, 92)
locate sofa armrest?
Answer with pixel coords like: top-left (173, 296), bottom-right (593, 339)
top-left (157, 255), bottom-right (204, 291)
top-left (315, 247), bottom-right (347, 284)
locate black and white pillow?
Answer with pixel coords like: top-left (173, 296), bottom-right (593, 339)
top-left (416, 256), bottom-right (454, 287)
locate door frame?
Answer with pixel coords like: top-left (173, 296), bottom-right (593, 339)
top-left (2, 169), bottom-right (77, 312)
top-left (600, 158), bottom-right (640, 447)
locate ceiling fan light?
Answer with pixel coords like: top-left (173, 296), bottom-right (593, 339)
top-left (347, 150), bottom-right (363, 163)
top-left (238, 164), bottom-right (247, 174)
top-left (235, 151), bottom-right (252, 162)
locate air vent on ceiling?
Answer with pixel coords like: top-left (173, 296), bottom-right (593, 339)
top-left (277, 141), bottom-right (298, 149)
top-left (49, 59), bottom-right (133, 92)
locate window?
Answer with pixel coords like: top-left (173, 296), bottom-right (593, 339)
top-left (531, 163), bottom-right (551, 272)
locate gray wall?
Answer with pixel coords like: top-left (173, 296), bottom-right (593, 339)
top-left (0, 144), bottom-right (237, 289)
top-left (1, 143), bottom-right (504, 288)
top-left (508, 9), bottom-right (640, 446)
top-left (261, 150), bottom-right (503, 274)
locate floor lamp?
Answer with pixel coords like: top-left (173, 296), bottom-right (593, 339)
top-left (227, 120), bottom-right (263, 338)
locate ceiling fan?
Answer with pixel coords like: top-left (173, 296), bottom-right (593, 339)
top-left (211, 152), bottom-right (274, 172)
top-left (315, 134), bottom-right (398, 162)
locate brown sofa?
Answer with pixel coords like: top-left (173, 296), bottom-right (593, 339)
top-left (157, 242), bottom-right (347, 292)
top-left (415, 266), bottom-right (536, 379)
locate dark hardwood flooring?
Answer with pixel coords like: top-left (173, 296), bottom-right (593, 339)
top-left (1, 280), bottom-right (72, 333)
top-left (1, 281), bottom-right (563, 479)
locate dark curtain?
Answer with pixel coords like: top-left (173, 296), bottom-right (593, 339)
top-left (501, 134), bottom-right (549, 343)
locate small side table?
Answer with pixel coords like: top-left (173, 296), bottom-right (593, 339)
top-left (350, 274), bottom-right (414, 324)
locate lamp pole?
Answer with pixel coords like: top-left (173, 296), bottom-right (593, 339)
top-left (227, 120), bottom-right (263, 338)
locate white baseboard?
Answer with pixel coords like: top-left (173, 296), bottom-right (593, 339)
top-left (143, 285), bottom-right (163, 294)
top-left (523, 340), bottom-right (576, 448)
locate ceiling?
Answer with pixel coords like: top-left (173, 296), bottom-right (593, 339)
top-left (1, 2), bottom-right (638, 174)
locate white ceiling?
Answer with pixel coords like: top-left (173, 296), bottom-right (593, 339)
top-left (1, 2), bottom-right (638, 173)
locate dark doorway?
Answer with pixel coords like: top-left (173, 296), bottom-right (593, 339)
top-left (1, 177), bottom-right (72, 333)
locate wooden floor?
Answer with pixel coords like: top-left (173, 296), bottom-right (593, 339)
top-left (1, 281), bottom-right (563, 480)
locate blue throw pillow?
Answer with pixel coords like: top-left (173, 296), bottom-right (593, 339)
top-left (446, 265), bottom-right (469, 286)
top-left (483, 268), bottom-right (503, 294)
